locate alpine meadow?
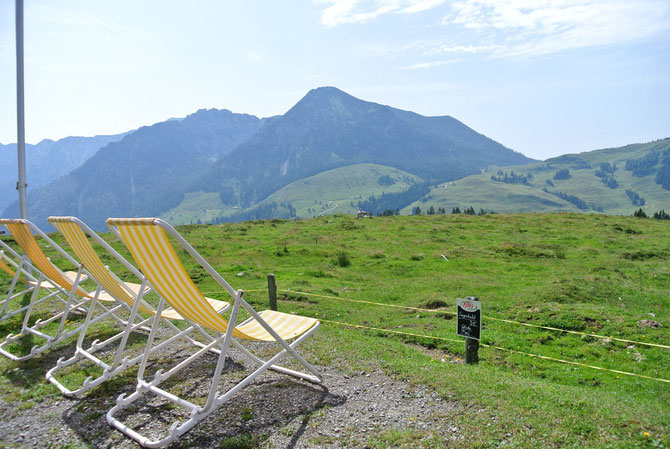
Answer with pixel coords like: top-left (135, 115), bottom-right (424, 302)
top-left (1, 1), bottom-right (670, 447)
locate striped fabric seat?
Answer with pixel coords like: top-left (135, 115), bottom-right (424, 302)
top-left (110, 218), bottom-right (317, 340)
top-left (0, 220), bottom-right (91, 298)
top-left (49, 218), bottom-right (228, 319)
top-left (0, 256), bottom-right (17, 278)
top-left (0, 252), bottom-right (79, 290)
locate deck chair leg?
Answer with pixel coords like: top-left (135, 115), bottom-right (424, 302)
top-left (53, 266), bottom-right (86, 340)
top-left (228, 324), bottom-right (322, 383)
top-left (75, 285), bottom-right (103, 352)
top-left (47, 284), bottom-right (104, 396)
top-left (47, 280), bottom-right (154, 397)
top-left (20, 272), bottom-right (44, 333)
top-left (137, 296), bottom-right (167, 382)
top-left (1, 258), bottom-right (27, 318)
top-left (201, 291), bottom-right (244, 413)
top-left (109, 279), bottom-right (148, 371)
top-left (239, 297), bottom-right (323, 382)
top-left (0, 272), bottom-right (54, 361)
top-left (107, 293), bottom-right (320, 448)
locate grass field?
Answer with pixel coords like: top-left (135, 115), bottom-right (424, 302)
top-left (0, 212), bottom-right (668, 448)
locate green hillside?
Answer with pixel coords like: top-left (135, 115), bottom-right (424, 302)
top-left (163, 164), bottom-right (422, 225)
top-left (259, 163), bottom-right (422, 218)
top-left (160, 191), bottom-right (228, 225)
top-left (404, 139), bottom-right (670, 215)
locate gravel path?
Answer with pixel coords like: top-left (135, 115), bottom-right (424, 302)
top-left (0, 341), bottom-right (462, 448)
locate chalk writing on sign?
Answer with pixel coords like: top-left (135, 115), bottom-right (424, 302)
top-left (457, 297), bottom-right (481, 340)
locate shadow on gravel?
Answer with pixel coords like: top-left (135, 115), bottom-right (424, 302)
top-left (1, 328), bottom-right (149, 391)
top-left (60, 346), bottom-right (346, 448)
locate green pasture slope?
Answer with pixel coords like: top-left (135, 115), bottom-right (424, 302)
top-left (258, 163), bottom-right (421, 218)
top-left (162, 163), bottom-right (422, 225)
top-left (161, 191), bottom-right (227, 225)
top-left (404, 139), bottom-right (670, 215)
top-left (0, 213), bottom-right (668, 448)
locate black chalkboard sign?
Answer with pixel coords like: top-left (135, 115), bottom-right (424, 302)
top-left (457, 297), bottom-right (481, 340)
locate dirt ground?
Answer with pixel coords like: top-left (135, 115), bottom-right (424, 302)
top-left (0, 341), bottom-right (462, 448)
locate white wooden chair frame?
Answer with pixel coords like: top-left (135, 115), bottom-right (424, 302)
top-left (0, 219), bottom-right (127, 362)
top-left (45, 216), bottom-right (231, 397)
top-left (105, 218), bottom-right (323, 448)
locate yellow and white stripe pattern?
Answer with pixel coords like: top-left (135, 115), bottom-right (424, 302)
top-left (50, 218), bottom-right (156, 314)
top-left (109, 218), bottom-right (318, 341)
top-left (0, 220), bottom-right (90, 298)
top-left (49, 217), bottom-right (229, 319)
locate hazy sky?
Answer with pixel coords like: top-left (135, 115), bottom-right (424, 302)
top-left (1, 0), bottom-right (669, 160)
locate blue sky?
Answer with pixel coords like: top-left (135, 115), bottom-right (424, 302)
top-left (1, 0), bottom-right (669, 160)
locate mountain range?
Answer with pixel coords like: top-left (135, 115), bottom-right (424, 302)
top-left (0, 133), bottom-right (127, 212)
top-left (4, 109), bottom-right (261, 229)
top-left (2, 87), bottom-right (667, 229)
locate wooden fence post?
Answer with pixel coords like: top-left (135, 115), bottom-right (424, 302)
top-left (465, 337), bottom-right (479, 364)
top-left (267, 274), bottom-right (277, 311)
top-left (465, 295), bottom-right (480, 364)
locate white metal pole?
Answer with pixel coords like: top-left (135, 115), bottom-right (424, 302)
top-left (16, 0), bottom-right (29, 219)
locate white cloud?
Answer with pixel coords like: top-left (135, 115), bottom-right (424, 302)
top-left (400, 59), bottom-right (460, 69)
top-left (424, 44), bottom-right (497, 55)
top-left (316, 0), bottom-right (447, 27)
top-left (317, 0), bottom-right (670, 58)
top-left (443, 0), bottom-right (670, 57)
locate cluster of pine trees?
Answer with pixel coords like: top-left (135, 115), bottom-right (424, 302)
top-left (633, 209), bottom-right (670, 220)
top-left (490, 170), bottom-right (533, 185)
top-left (553, 168), bottom-right (571, 180)
top-left (542, 187), bottom-right (587, 209)
top-left (656, 150), bottom-right (670, 190)
top-left (357, 183), bottom-right (431, 215)
top-left (623, 149), bottom-right (670, 191)
top-left (411, 205), bottom-right (491, 216)
top-left (593, 162), bottom-right (618, 188)
top-left (625, 189), bottom-right (645, 206)
top-left (625, 152), bottom-right (659, 177)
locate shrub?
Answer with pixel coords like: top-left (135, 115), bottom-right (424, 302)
top-left (335, 251), bottom-right (351, 267)
top-left (633, 208), bottom-right (648, 218)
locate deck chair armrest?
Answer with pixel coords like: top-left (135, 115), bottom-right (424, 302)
top-left (0, 240), bottom-right (24, 261)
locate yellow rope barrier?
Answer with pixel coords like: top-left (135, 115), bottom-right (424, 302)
top-left (197, 286), bottom-right (669, 383)
top-left (200, 288), bottom-right (266, 295)
top-left (320, 319), bottom-right (670, 384)
top-left (279, 289), bottom-right (670, 350)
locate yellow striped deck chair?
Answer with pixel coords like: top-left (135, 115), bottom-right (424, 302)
top-left (105, 217), bottom-right (322, 448)
top-left (0, 218), bottom-right (121, 362)
top-left (45, 216), bottom-right (230, 397)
